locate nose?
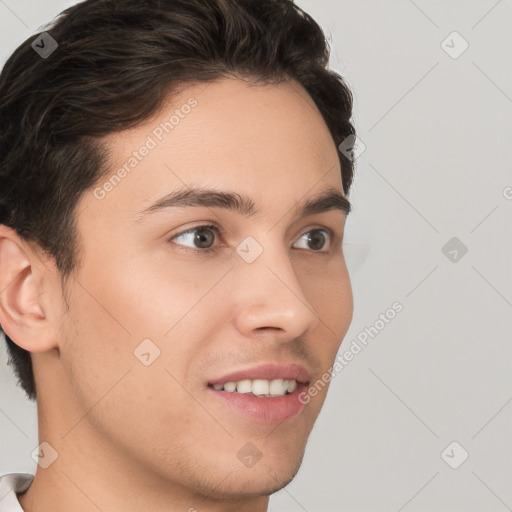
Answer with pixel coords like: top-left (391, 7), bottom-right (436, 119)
top-left (231, 237), bottom-right (319, 341)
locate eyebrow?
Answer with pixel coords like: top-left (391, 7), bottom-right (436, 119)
top-left (134, 185), bottom-right (351, 222)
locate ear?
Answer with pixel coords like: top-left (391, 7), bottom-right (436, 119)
top-left (0, 225), bottom-right (59, 353)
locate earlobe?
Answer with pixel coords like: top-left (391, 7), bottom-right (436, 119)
top-left (0, 226), bottom-right (58, 353)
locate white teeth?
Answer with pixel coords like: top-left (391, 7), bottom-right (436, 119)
top-left (252, 379), bottom-right (269, 396)
top-left (269, 379), bottom-right (284, 395)
top-left (236, 379), bottom-right (252, 394)
top-left (211, 379), bottom-right (298, 396)
top-left (223, 382), bottom-right (237, 392)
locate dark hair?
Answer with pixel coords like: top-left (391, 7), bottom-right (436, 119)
top-left (0, 0), bottom-right (356, 401)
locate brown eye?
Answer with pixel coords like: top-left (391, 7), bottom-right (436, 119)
top-left (293, 229), bottom-right (331, 252)
top-left (190, 226), bottom-right (216, 249)
top-left (169, 224), bottom-right (220, 253)
top-left (169, 225), bottom-right (333, 255)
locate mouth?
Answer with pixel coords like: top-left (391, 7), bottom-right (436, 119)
top-left (207, 378), bottom-right (302, 397)
top-left (207, 363), bottom-right (311, 390)
top-left (205, 364), bottom-right (312, 424)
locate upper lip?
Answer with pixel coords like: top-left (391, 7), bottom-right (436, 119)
top-left (208, 363), bottom-right (311, 386)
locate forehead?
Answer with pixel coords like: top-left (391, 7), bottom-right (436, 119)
top-left (83, 77), bottom-right (343, 221)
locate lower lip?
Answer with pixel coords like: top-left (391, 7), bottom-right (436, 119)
top-left (206, 383), bottom-right (308, 424)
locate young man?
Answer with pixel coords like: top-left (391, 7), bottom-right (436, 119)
top-left (0, 0), bottom-right (356, 510)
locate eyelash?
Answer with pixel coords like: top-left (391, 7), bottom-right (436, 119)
top-left (168, 223), bottom-right (334, 255)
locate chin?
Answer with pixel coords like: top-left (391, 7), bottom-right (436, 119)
top-left (214, 452), bottom-right (305, 499)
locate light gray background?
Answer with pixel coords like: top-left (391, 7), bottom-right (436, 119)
top-left (1, 1), bottom-right (511, 511)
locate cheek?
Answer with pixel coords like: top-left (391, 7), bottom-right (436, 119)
top-left (121, 260), bottom-right (231, 347)
top-left (300, 258), bottom-right (353, 398)
top-left (57, 269), bottom-right (203, 451)
top-left (302, 256), bottom-right (353, 336)
top-left (58, 282), bottom-right (133, 402)
top-left (74, 246), bottom-right (226, 340)
top-left (64, 251), bottom-right (230, 398)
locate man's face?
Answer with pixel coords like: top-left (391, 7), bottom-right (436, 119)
top-left (45, 77), bottom-right (353, 499)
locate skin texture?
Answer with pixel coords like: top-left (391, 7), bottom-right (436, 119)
top-left (0, 77), bottom-right (353, 512)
